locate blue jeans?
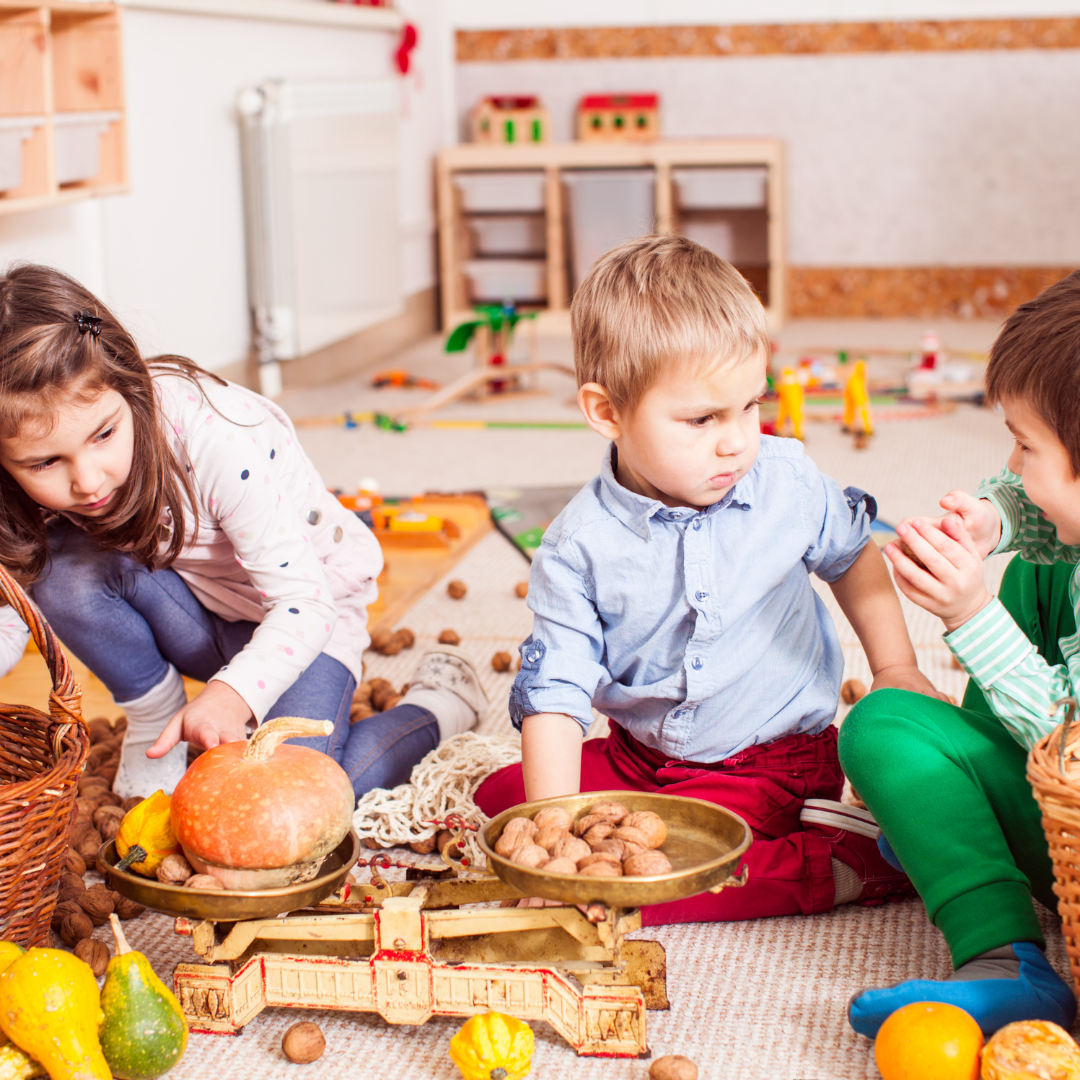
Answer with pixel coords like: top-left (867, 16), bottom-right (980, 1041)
top-left (32, 520), bottom-right (438, 798)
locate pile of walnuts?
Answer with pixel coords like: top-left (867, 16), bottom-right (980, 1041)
top-left (495, 801), bottom-right (673, 878)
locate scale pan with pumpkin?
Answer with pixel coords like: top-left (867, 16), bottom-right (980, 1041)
top-left (99, 790), bottom-right (750, 1058)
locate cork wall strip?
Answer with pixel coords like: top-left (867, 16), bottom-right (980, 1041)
top-left (788, 267), bottom-right (1076, 320)
top-left (457, 20), bottom-right (1080, 62)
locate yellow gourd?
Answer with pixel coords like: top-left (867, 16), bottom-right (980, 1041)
top-left (0, 945), bottom-right (22, 976)
top-left (115, 791), bottom-right (179, 878)
top-left (0, 948), bottom-right (109, 1080)
top-left (449, 1012), bottom-right (534, 1080)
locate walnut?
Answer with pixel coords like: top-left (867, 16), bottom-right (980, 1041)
top-left (282, 1021), bottom-right (326, 1064)
top-left (579, 861), bottom-right (622, 877)
top-left (650, 1055), bottom-right (698, 1080)
top-left (353, 682), bottom-right (372, 705)
top-left (437, 629), bottom-right (461, 645)
top-left (51, 899), bottom-right (83, 930)
top-left (501, 816), bottom-right (538, 842)
top-left (77, 886), bottom-right (115, 926)
top-left (408, 835), bottom-right (437, 855)
top-left (587, 800), bottom-right (629, 824)
top-left (369, 680), bottom-right (399, 712)
top-left (841, 679), bottom-right (867, 705)
top-left (591, 838), bottom-right (628, 859)
top-left (97, 790), bottom-right (123, 808)
top-left (447, 580), bottom-right (467, 599)
top-left (97, 761), bottom-right (118, 785)
top-left (494, 832), bottom-right (523, 858)
top-left (551, 835), bottom-right (590, 864)
top-left (491, 652), bottom-right (512, 672)
top-left (75, 797), bottom-right (102, 822)
top-left (578, 851), bottom-right (621, 869)
top-left (532, 806), bottom-right (573, 832)
top-left (121, 796), bottom-right (143, 813)
top-left (93, 805), bottom-right (125, 842)
top-left (75, 829), bottom-right (103, 865)
top-left (74, 938), bottom-right (111, 977)
top-left (620, 841), bottom-right (649, 859)
top-left (368, 627), bottom-right (394, 653)
top-left (78, 776), bottom-right (110, 798)
top-left (394, 628), bottom-right (415, 649)
top-left (514, 581), bottom-right (529, 598)
top-left (541, 857), bottom-right (578, 874)
top-left (87, 717), bottom-right (114, 745)
top-left (378, 634), bottom-right (405, 656)
top-left (381, 695), bottom-right (404, 711)
top-left (583, 823), bottom-right (615, 846)
top-left (186, 875), bottom-right (225, 890)
top-left (156, 853), bottom-right (194, 885)
top-left (573, 813), bottom-right (612, 838)
top-left (61, 871), bottom-right (86, 894)
top-left (349, 702), bottom-right (375, 724)
top-left (114, 897), bottom-right (146, 920)
top-left (612, 825), bottom-right (650, 848)
top-left (510, 843), bottom-right (548, 869)
top-left (622, 811), bottom-right (667, 849)
top-left (60, 910), bottom-right (94, 946)
top-left (623, 852), bottom-right (673, 876)
top-left (535, 826), bottom-right (570, 853)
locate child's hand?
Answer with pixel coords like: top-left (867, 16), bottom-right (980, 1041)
top-left (146, 680), bottom-right (254, 758)
top-left (938, 490), bottom-right (1002, 559)
top-left (884, 516), bottom-right (993, 632)
top-left (869, 664), bottom-right (952, 702)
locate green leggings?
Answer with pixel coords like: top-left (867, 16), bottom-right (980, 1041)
top-left (839, 556), bottom-right (1075, 969)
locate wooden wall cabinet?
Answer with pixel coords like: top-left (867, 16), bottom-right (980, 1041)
top-left (436, 139), bottom-right (785, 333)
top-left (0, 0), bottom-right (127, 215)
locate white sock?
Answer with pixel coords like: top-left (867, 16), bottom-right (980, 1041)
top-left (114, 665), bottom-right (190, 798)
top-left (832, 858), bottom-right (863, 905)
top-left (399, 685), bottom-right (476, 742)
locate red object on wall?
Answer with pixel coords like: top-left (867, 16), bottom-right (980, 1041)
top-left (396, 23), bottom-right (418, 74)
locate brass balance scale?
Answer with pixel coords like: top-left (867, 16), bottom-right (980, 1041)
top-left (100, 792), bottom-right (751, 1059)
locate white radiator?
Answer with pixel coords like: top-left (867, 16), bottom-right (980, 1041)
top-left (237, 79), bottom-right (403, 394)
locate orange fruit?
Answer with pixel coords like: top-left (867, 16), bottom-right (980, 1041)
top-left (874, 1001), bottom-right (983, 1080)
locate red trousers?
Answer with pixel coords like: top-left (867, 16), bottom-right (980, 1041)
top-left (474, 722), bottom-right (844, 926)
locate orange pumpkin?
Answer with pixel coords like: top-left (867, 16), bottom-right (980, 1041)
top-left (170, 717), bottom-right (355, 889)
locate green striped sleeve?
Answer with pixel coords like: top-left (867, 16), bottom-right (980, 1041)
top-left (976, 472), bottom-right (1022, 554)
top-left (946, 598), bottom-right (1071, 749)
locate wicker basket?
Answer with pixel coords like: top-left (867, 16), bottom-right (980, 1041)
top-left (0, 562), bottom-right (89, 946)
top-left (1027, 697), bottom-right (1080, 996)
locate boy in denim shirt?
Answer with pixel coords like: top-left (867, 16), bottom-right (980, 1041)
top-left (476, 235), bottom-right (942, 923)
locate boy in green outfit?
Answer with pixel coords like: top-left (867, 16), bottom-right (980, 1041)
top-left (840, 270), bottom-right (1080, 1038)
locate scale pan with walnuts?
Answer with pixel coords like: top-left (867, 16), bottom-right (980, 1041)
top-left (100, 791), bottom-right (751, 1058)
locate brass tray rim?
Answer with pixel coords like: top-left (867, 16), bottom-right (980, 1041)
top-left (97, 829), bottom-right (361, 921)
top-left (478, 790), bottom-right (752, 907)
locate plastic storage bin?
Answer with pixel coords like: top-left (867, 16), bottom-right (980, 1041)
top-left (673, 167), bottom-right (767, 210)
top-left (454, 171), bottom-right (546, 213)
top-left (563, 169), bottom-right (655, 290)
top-left (0, 117), bottom-right (46, 193)
top-left (468, 215), bottom-right (546, 256)
top-left (53, 111), bottom-right (122, 185)
top-left (463, 258), bottom-right (547, 304)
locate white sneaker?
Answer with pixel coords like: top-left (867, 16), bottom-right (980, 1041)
top-left (112, 734), bottom-right (188, 799)
top-left (400, 645), bottom-right (489, 739)
top-left (799, 798), bottom-right (881, 840)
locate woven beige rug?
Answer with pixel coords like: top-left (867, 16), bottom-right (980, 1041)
top-left (94, 530), bottom-right (1072, 1080)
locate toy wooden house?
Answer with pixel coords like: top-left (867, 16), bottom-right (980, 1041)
top-left (576, 94), bottom-right (660, 142)
top-left (470, 96), bottom-right (549, 144)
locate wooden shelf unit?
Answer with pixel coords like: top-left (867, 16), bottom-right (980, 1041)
top-left (436, 138), bottom-right (785, 333)
top-left (0, 0), bottom-right (127, 215)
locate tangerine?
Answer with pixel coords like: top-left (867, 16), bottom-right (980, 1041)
top-left (874, 1001), bottom-right (983, 1080)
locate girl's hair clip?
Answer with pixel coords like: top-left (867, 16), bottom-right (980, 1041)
top-left (73, 311), bottom-right (103, 337)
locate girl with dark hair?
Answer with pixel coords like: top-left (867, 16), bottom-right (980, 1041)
top-left (0, 264), bottom-right (486, 799)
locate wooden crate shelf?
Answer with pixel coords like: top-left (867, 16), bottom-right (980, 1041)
top-left (437, 138), bottom-right (785, 333)
top-left (0, 0), bottom-right (127, 214)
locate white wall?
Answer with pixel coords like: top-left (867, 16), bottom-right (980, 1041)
top-left (457, 48), bottom-right (1080, 267)
top-left (0, 1), bottom-right (450, 371)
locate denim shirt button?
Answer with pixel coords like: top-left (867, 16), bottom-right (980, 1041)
top-left (695, 590), bottom-right (708, 602)
top-left (527, 651), bottom-right (539, 663)
top-left (691, 656), bottom-right (703, 670)
top-left (692, 518), bottom-right (702, 530)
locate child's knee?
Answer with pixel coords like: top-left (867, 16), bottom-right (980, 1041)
top-left (838, 688), bottom-right (929, 778)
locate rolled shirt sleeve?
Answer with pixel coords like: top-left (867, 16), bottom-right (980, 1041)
top-left (802, 471), bottom-right (875, 583)
top-left (509, 542), bottom-right (609, 734)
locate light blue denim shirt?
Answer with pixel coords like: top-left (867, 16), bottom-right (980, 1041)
top-left (509, 436), bottom-right (875, 763)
